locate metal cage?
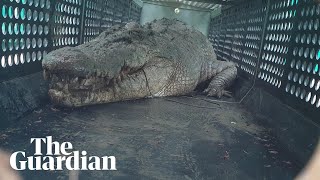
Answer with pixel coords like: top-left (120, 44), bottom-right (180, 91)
top-left (0, 0), bottom-right (142, 82)
top-left (209, 0), bottom-right (320, 123)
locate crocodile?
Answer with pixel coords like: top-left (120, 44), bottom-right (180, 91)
top-left (42, 18), bottom-right (237, 107)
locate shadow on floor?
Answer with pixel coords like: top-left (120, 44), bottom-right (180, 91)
top-left (0, 97), bottom-right (301, 180)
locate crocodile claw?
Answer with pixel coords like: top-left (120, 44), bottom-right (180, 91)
top-left (206, 89), bottom-right (233, 98)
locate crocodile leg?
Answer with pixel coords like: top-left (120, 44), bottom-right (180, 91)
top-left (204, 61), bottom-right (237, 98)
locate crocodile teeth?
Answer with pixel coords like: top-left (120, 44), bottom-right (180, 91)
top-left (72, 77), bottom-right (79, 84)
top-left (43, 69), bottom-right (50, 80)
top-left (56, 82), bottom-right (64, 90)
top-left (84, 79), bottom-right (95, 86)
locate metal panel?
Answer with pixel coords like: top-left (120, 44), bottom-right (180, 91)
top-left (121, 0), bottom-right (131, 25)
top-left (285, 1), bottom-right (320, 106)
top-left (279, 0), bottom-right (320, 119)
top-left (83, 0), bottom-right (102, 43)
top-left (209, 0), bottom-right (268, 80)
top-left (0, 0), bottom-right (52, 82)
top-left (130, 1), bottom-right (142, 23)
top-left (143, 0), bottom-right (219, 10)
top-left (209, 0), bottom-right (320, 122)
top-left (258, 0), bottom-right (298, 89)
top-left (101, 0), bottom-right (115, 29)
top-left (242, 2), bottom-right (267, 78)
top-left (51, 0), bottom-right (82, 50)
top-left (0, 0), bottom-right (143, 82)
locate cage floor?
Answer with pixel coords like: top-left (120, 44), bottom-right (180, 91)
top-left (0, 96), bottom-right (300, 180)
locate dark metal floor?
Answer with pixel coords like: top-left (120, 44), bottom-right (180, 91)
top-left (0, 97), bottom-right (300, 180)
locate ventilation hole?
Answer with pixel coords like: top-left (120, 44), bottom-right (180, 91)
top-left (27, 9), bottom-right (32, 20)
top-left (8, 6), bottom-right (13, 19)
top-left (2, 39), bottom-right (6, 52)
top-left (285, 83), bottom-right (291, 92)
top-left (316, 98), bottom-right (320, 108)
top-left (1, 56), bottom-right (6, 68)
top-left (304, 76), bottom-right (310, 87)
top-left (290, 85), bottom-right (296, 94)
top-left (33, 10), bottom-right (38, 21)
top-left (32, 52), bottom-right (36, 61)
top-left (14, 7), bottom-right (19, 19)
top-left (8, 55), bottom-right (13, 66)
top-left (2, 23), bottom-right (6, 35)
top-left (8, 23), bottom-right (13, 35)
top-left (26, 24), bottom-right (31, 35)
top-left (14, 23), bottom-right (19, 35)
top-left (300, 89), bottom-right (306, 100)
top-left (32, 24), bottom-right (37, 35)
top-left (32, 38), bottom-right (36, 48)
top-left (307, 62), bottom-right (313, 73)
top-left (20, 53), bottom-right (25, 64)
top-left (295, 87), bottom-right (301, 97)
top-left (14, 39), bottom-right (19, 50)
top-left (311, 95), bottom-right (317, 105)
top-left (2, 5), bottom-right (7, 18)
top-left (21, 8), bottom-right (26, 20)
top-left (8, 39), bottom-right (13, 51)
top-left (37, 51), bottom-right (42, 60)
top-left (20, 38), bottom-right (25, 49)
top-left (302, 61), bottom-right (307, 71)
top-left (293, 73), bottom-right (299, 82)
top-left (310, 78), bottom-right (315, 88)
top-left (310, 48), bottom-right (315, 59)
top-left (14, 54), bottom-right (19, 65)
top-left (26, 38), bottom-right (31, 49)
top-left (299, 74), bottom-right (304, 84)
top-left (305, 92), bottom-right (312, 102)
top-left (288, 71), bottom-right (293, 80)
top-left (26, 52), bottom-right (31, 63)
top-left (37, 38), bottom-right (42, 48)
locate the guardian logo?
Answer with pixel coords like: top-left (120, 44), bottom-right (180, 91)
top-left (9, 136), bottom-right (117, 171)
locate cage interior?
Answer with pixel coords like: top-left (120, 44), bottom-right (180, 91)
top-left (0, 0), bottom-right (319, 179)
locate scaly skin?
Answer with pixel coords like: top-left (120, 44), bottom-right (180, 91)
top-left (42, 19), bottom-right (237, 107)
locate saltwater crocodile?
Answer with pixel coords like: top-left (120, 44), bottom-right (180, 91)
top-left (42, 18), bottom-right (237, 107)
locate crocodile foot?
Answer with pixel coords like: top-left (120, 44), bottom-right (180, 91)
top-left (205, 89), bottom-right (233, 98)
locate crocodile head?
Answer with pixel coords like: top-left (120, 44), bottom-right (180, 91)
top-left (42, 20), bottom-right (185, 107)
top-left (42, 22), bottom-right (155, 107)
top-left (42, 19), bottom-right (211, 107)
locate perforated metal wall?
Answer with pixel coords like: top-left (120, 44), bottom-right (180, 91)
top-left (209, 0), bottom-right (267, 79)
top-left (52, 0), bottom-right (82, 49)
top-left (101, 0), bottom-right (115, 30)
top-left (259, 0), bottom-right (298, 89)
top-left (130, 0), bottom-right (142, 22)
top-left (0, 0), bottom-right (142, 82)
top-left (244, 3), bottom-right (267, 77)
top-left (83, 0), bottom-right (101, 43)
top-left (209, 0), bottom-right (320, 121)
top-left (285, 0), bottom-right (320, 109)
top-left (0, 0), bottom-right (52, 81)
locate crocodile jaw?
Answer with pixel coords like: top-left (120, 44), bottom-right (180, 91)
top-left (43, 65), bottom-right (151, 107)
